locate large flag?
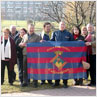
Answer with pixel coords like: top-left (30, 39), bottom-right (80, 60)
top-left (27, 41), bottom-right (87, 80)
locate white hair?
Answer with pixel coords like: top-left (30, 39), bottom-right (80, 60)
top-left (10, 25), bottom-right (16, 31)
top-left (59, 21), bottom-right (65, 25)
top-left (86, 23), bottom-right (94, 29)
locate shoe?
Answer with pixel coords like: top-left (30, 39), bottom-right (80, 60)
top-left (22, 83), bottom-right (28, 87)
top-left (63, 84), bottom-right (68, 88)
top-left (75, 83), bottom-right (79, 85)
top-left (75, 81), bottom-right (79, 85)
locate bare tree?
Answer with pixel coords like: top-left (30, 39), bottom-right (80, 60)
top-left (88, 1), bottom-right (96, 25)
top-left (64, 1), bottom-right (96, 27)
top-left (40, 1), bottom-right (65, 23)
top-left (40, 1), bottom-right (96, 29)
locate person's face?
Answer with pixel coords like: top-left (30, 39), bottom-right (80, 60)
top-left (20, 29), bottom-right (26, 37)
top-left (74, 27), bottom-right (79, 35)
top-left (82, 28), bottom-right (87, 35)
top-left (3, 31), bottom-right (9, 39)
top-left (59, 22), bottom-right (66, 31)
top-left (44, 24), bottom-right (51, 33)
top-left (87, 25), bottom-right (93, 33)
top-left (28, 26), bottom-right (34, 35)
top-left (11, 26), bottom-right (16, 34)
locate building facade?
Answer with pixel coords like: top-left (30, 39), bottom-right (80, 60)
top-left (1, 1), bottom-right (54, 21)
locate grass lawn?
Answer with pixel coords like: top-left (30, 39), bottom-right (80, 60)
top-left (1, 64), bottom-right (90, 94)
top-left (1, 20), bottom-right (59, 32)
top-left (1, 20), bottom-right (59, 36)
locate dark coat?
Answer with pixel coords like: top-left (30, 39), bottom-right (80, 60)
top-left (15, 37), bottom-right (23, 58)
top-left (51, 30), bottom-right (74, 41)
top-left (43, 34), bottom-right (50, 41)
top-left (9, 31), bottom-right (19, 43)
top-left (1, 36), bottom-right (17, 71)
top-left (74, 35), bottom-right (85, 41)
top-left (9, 37), bottom-right (17, 70)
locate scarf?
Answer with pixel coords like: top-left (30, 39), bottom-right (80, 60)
top-left (85, 34), bottom-right (92, 42)
top-left (41, 30), bottom-right (52, 39)
top-left (74, 34), bottom-right (79, 40)
top-left (85, 33), bottom-right (92, 58)
top-left (1, 36), bottom-right (11, 60)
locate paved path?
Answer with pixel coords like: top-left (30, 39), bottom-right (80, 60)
top-left (1, 86), bottom-right (96, 96)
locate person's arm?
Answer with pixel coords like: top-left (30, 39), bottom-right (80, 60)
top-left (85, 36), bottom-right (96, 47)
top-left (19, 35), bottom-right (28, 48)
top-left (91, 41), bottom-right (96, 48)
top-left (19, 42), bottom-right (26, 48)
top-left (85, 41), bottom-right (96, 47)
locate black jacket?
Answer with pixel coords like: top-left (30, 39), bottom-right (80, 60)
top-left (16, 37), bottom-right (23, 58)
top-left (74, 35), bottom-right (85, 41)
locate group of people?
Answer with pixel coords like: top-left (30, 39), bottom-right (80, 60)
top-left (1, 21), bottom-right (96, 88)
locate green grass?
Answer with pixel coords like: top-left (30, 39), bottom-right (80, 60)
top-left (1, 20), bottom-right (59, 32)
top-left (1, 65), bottom-right (73, 94)
top-left (1, 20), bottom-right (27, 30)
top-left (1, 64), bottom-right (90, 94)
top-left (1, 65), bottom-right (55, 94)
top-left (1, 20), bottom-right (59, 36)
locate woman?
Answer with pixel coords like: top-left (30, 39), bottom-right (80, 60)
top-left (16, 28), bottom-right (27, 86)
top-left (1, 28), bottom-right (17, 85)
top-left (85, 23), bottom-right (96, 86)
top-left (72, 26), bottom-right (84, 85)
top-left (81, 26), bottom-right (90, 82)
top-left (81, 26), bottom-right (88, 38)
top-left (72, 26), bottom-right (84, 41)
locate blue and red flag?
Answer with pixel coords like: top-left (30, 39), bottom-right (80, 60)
top-left (27, 41), bottom-right (87, 80)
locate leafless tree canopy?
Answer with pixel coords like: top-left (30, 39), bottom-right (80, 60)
top-left (40, 1), bottom-right (96, 29)
top-left (40, 1), bottom-right (65, 23)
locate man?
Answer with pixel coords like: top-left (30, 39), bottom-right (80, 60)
top-left (9, 25), bottom-right (19, 82)
top-left (42, 22), bottom-right (52, 41)
top-left (51, 21), bottom-right (74, 88)
top-left (41, 22), bottom-right (53, 85)
top-left (10, 25), bottom-right (19, 42)
top-left (85, 23), bottom-right (96, 86)
top-left (19, 24), bottom-right (42, 87)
